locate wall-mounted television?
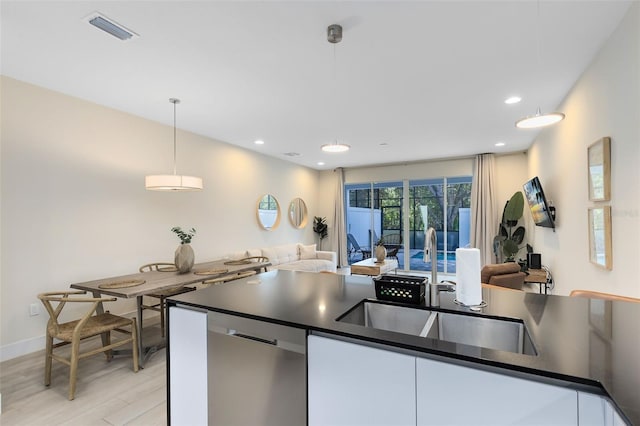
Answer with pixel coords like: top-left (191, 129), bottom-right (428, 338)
top-left (523, 176), bottom-right (555, 228)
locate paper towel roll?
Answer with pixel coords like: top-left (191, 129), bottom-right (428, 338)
top-left (455, 248), bottom-right (482, 306)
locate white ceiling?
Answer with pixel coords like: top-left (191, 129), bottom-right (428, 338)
top-left (1, 1), bottom-right (632, 170)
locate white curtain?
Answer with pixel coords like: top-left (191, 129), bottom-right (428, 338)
top-left (331, 168), bottom-right (348, 267)
top-left (470, 154), bottom-right (498, 265)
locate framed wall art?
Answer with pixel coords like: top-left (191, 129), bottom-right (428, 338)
top-left (588, 206), bottom-right (612, 270)
top-left (587, 137), bottom-right (611, 201)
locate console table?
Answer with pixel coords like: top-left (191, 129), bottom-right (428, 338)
top-left (351, 258), bottom-right (398, 276)
top-left (525, 268), bottom-right (551, 294)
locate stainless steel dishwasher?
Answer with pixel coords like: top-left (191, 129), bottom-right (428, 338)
top-left (207, 311), bottom-right (307, 426)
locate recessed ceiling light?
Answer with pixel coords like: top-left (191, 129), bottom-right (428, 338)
top-left (504, 96), bottom-right (522, 105)
top-left (495, 142), bottom-right (506, 147)
top-left (317, 162), bottom-right (325, 166)
top-left (254, 140), bottom-right (264, 145)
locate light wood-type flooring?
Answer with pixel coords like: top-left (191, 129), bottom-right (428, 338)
top-left (0, 324), bottom-right (167, 426)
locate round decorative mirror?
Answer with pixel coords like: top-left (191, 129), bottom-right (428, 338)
top-left (288, 198), bottom-right (308, 229)
top-left (257, 194), bottom-right (281, 231)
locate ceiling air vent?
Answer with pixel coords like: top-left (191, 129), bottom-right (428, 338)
top-left (85, 12), bottom-right (139, 41)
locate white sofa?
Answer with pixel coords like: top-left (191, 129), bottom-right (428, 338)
top-left (238, 243), bottom-right (337, 273)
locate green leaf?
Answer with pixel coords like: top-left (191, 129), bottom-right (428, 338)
top-left (502, 239), bottom-right (518, 258)
top-left (504, 192), bottom-right (524, 222)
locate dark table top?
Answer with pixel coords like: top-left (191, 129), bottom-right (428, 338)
top-left (169, 270), bottom-right (639, 424)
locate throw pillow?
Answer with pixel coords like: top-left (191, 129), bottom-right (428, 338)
top-left (228, 250), bottom-right (247, 260)
top-left (299, 243), bottom-right (317, 260)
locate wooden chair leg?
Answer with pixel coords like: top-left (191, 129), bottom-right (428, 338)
top-left (131, 318), bottom-right (139, 373)
top-left (44, 335), bottom-right (53, 386)
top-left (103, 331), bottom-right (113, 361)
top-left (139, 296), bottom-right (145, 330)
top-left (160, 296), bottom-right (166, 338)
top-left (68, 340), bottom-right (80, 400)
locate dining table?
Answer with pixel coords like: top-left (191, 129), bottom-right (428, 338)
top-left (70, 258), bottom-right (271, 367)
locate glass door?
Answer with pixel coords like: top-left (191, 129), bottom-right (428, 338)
top-left (407, 177), bottom-right (471, 274)
top-left (345, 181), bottom-right (403, 265)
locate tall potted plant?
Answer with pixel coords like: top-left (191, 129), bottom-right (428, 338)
top-left (313, 217), bottom-right (328, 250)
top-left (172, 226), bottom-right (196, 273)
top-left (494, 192), bottom-right (526, 262)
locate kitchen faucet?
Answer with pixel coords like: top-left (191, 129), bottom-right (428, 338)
top-left (424, 227), bottom-right (455, 307)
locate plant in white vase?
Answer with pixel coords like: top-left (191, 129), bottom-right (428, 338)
top-left (172, 227), bottom-right (196, 273)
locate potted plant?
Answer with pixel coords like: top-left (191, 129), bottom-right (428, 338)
top-left (313, 217), bottom-right (328, 250)
top-left (493, 192), bottom-right (526, 262)
top-left (172, 227), bottom-right (196, 273)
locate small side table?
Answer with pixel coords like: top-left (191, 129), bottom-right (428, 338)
top-left (350, 258), bottom-right (398, 276)
top-left (524, 268), bottom-right (551, 294)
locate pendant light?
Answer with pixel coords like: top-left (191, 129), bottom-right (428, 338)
top-left (321, 24), bottom-right (350, 153)
top-left (515, 1), bottom-right (565, 129)
top-left (145, 98), bottom-right (203, 191)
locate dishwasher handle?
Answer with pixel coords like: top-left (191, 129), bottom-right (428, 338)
top-left (228, 329), bottom-right (278, 346)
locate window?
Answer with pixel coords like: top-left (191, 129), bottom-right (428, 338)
top-left (345, 177), bottom-right (472, 275)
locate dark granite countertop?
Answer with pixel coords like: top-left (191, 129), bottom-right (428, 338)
top-left (169, 270), bottom-right (639, 424)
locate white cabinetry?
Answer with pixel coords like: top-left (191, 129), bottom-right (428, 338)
top-left (307, 335), bottom-right (417, 426)
top-left (308, 334), bottom-right (584, 426)
top-left (416, 357), bottom-right (578, 425)
top-left (578, 392), bottom-right (627, 425)
top-left (168, 306), bottom-right (208, 426)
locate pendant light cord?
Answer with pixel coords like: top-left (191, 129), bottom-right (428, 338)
top-left (333, 42), bottom-right (338, 145)
top-left (173, 100), bottom-right (177, 175)
top-left (169, 98), bottom-right (180, 175)
top-left (536, 0), bottom-right (542, 112)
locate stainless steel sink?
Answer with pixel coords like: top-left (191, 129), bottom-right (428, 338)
top-left (424, 310), bottom-right (537, 355)
top-left (336, 300), bottom-right (537, 356)
top-left (337, 300), bottom-right (436, 337)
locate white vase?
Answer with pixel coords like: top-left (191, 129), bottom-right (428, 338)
top-left (375, 245), bottom-right (387, 263)
top-left (175, 243), bottom-right (195, 273)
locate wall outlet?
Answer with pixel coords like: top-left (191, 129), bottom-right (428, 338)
top-left (29, 303), bottom-right (40, 316)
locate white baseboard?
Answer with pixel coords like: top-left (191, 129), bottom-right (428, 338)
top-left (0, 334), bottom-right (46, 362)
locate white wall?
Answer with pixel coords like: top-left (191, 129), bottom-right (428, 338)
top-left (494, 152), bottom-right (529, 213)
top-left (344, 158), bottom-right (473, 183)
top-left (526, 3), bottom-right (640, 297)
top-left (0, 77), bottom-right (319, 359)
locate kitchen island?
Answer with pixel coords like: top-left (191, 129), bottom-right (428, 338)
top-left (167, 270), bottom-right (639, 425)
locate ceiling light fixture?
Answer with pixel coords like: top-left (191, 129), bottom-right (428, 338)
top-left (515, 1), bottom-right (565, 129)
top-left (254, 139), bottom-right (264, 145)
top-left (495, 142), bottom-right (506, 147)
top-left (321, 24), bottom-right (350, 154)
top-left (145, 98), bottom-right (203, 191)
top-left (504, 96), bottom-right (522, 105)
top-left (516, 107), bottom-right (565, 129)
